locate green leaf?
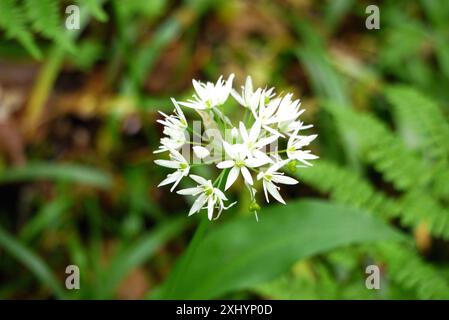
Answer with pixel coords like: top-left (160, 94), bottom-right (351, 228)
top-left (156, 199), bottom-right (404, 299)
top-left (0, 0), bottom-right (41, 59)
top-left (0, 225), bottom-right (65, 298)
top-left (76, 0), bottom-right (108, 22)
top-left (24, 0), bottom-right (70, 50)
top-left (19, 196), bottom-right (72, 242)
top-left (0, 163), bottom-right (113, 189)
top-left (386, 85), bottom-right (449, 160)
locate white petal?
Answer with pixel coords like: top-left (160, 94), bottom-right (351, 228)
top-left (245, 156), bottom-right (269, 168)
top-left (244, 76), bottom-right (253, 100)
top-left (222, 141), bottom-right (237, 159)
top-left (251, 150), bottom-right (273, 165)
top-left (171, 98), bottom-right (186, 124)
top-left (266, 181), bottom-right (285, 204)
top-left (255, 134), bottom-right (278, 148)
top-left (249, 120), bottom-right (261, 142)
top-left (189, 193), bottom-right (207, 216)
top-left (231, 89), bottom-right (245, 106)
top-left (272, 174), bottom-right (298, 185)
top-left (267, 160), bottom-right (289, 174)
top-left (263, 125), bottom-right (284, 137)
top-left (177, 100), bottom-right (206, 110)
top-left (169, 148), bottom-right (185, 162)
top-left (154, 160), bottom-right (180, 169)
top-left (225, 166), bottom-right (240, 190)
top-left (170, 173), bottom-right (185, 192)
top-left (265, 98), bottom-right (279, 118)
top-left (158, 171), bottom-right (181, 188)
top-left (241, 166), bottom-right (254, 185)
top-left (207, 197), bottom-right (215, 220)
top-left (262, 180), bottom-right (270, 203)
top-left (214, 188), bottom-right (228, 201)
top-left (193, 146), bottom-right (210, 159)
top-left (224, 73), bottom-right (235, 93)
top-left (190, 174), bottom-right (209, 186)
top-left (239, 122), bottom-right (249, 142)
top-left (177, 187), bottom-right (201, 195)
top-left (192, 79), bottom-right (206, 99)
top-left (217, 160), bottom-right (235, 169)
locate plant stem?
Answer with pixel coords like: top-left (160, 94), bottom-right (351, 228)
top-left (162, 168), bottom-right (228, 298)
top-left (162, 210), bottom-right (208, 299)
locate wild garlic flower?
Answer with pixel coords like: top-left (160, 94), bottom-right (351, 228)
top-left (177, 175), bottom-right (235, 220)
top-left (154, 99), bottom-right (187, 154)
top-left (257, 161), bottom-right (299, 204)
top-left (217, 141), bottom-right (268, 190)
top-left (154, 148), bottom-right (190, 192)
top-left (178, 74), bottom-right (235, 110)
top-left (154, 74), bottom-right (318, 220)
top-left (232, 76), bottom-right (275, 111)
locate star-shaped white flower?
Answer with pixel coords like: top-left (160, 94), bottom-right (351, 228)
top-left (154, 99), bottom-right (188, 153)
top-left (287, 128), bottom-right (318, 166)
top-left (251, 91), bottom-right (284, 136)
top-left (216, 142), bottom-right (267, 190)
top-left (239, 121), bottom-right (277, 163)
top-left (231, 76), bottom-right (275, 112)
top-left (155, 149), bottom-right (190, 191)
top-left (257, 161), bottom-right (298, 204)
top-left (178, 74), bottom-right (235, 110)
top-left (177, 175), bottom-right (235, 220)
top-left (274, 94), bottom-right (308, 134)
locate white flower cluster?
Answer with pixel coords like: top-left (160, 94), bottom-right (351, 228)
top-left (154, 75), bottom-right (318, 220)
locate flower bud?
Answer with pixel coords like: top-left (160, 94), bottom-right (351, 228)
top-left (288, 160), bottom-right (298, 173)
top-left (249, 200), bottom-right (261, 212)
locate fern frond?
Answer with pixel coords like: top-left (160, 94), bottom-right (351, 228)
top-left (76, 0), bottom-right (108, 22)
top-left (399, 190), bottom-right (449, 239)
top-left (324, 103), bottom-right (432, 191)
top-left (375, 243), bottom-right (449, 299)
top-left (297, 161), bottom-right (399, 219)
top-left (386, 85), bottom-right (449, 161)
top-left (0, 0), bottom-right (41, 58)
top-left (24, 0), bottom-right (72, 50)
top-left (298, 161), bottom-right (449, 240)
top-left (433, 166), bottom-right (449, 199)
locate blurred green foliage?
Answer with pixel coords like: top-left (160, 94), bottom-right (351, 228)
top-left (0, 0), bottom-right (449, 300)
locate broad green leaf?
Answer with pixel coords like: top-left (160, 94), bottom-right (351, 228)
top-left (0, 163), bottom-right (113, 189)
top-left (157, 199), bottom-right (404, 299)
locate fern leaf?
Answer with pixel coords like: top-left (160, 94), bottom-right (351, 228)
top-left (324, 103), bottom-right (433, 191)
top-left (433, 165), bottom-right (449, 199)
top-left (0, 0), bottom-right (41, 58)
top-left (386, 85), bottom-right (449, 161)
top-left (297, 160), bottom-right (399, 219)
top-left (375, 243), bottom-right (449, 299)
top-left (24, 0), bottom-right (72, 50)
top-left (298, 161), bottom-right (449, 240)
top-left (76, 0), bottom-right (108, 22)
top-left (399, 190), bottom-right (449, 239)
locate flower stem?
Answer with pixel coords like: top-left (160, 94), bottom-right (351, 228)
top-left (162, 168), bottom-right (228, 298)
top-left (162, 214), bottom-right (209, 298)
